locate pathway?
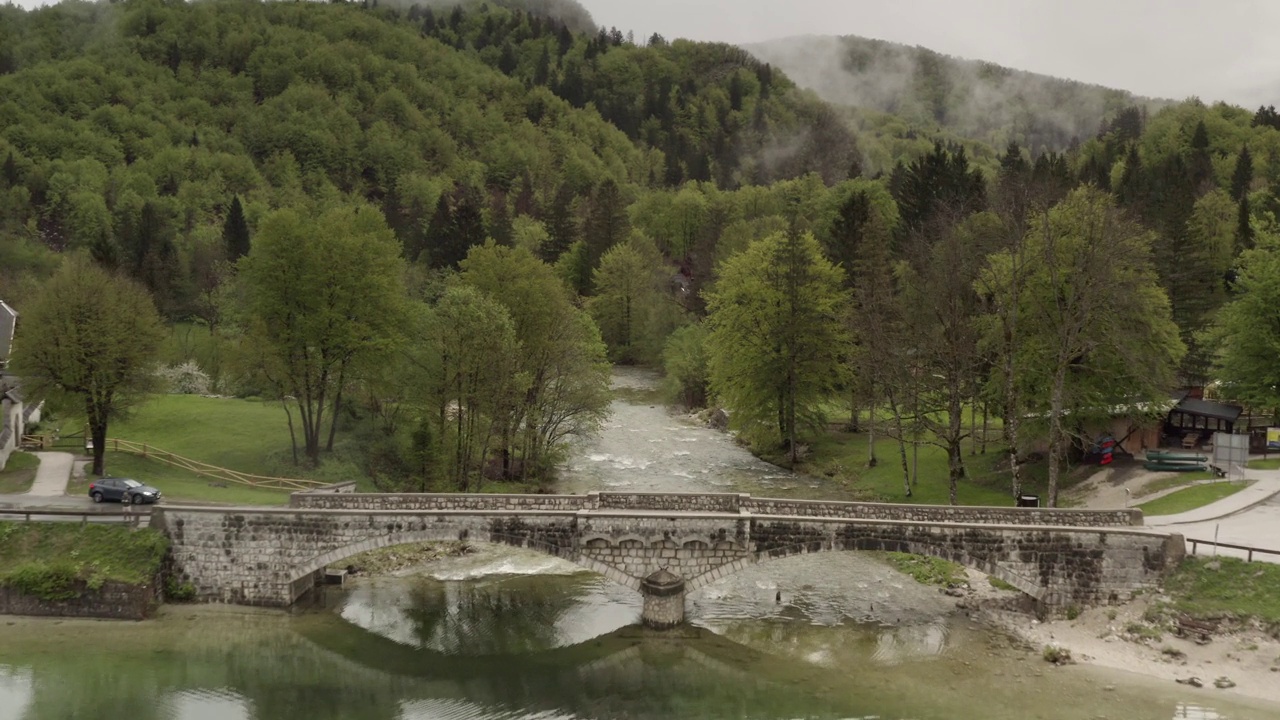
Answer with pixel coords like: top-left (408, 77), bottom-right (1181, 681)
top-left (24, 451), bottom-right (74, 497)
top-left (1145, 469), bottom-right (1280, 564)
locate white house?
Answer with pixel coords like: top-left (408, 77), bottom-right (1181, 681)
top-left (0, 300), bottom-right (37, 471)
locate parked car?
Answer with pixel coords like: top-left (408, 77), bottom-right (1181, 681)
top-left (88, 477), bottom-right (162, 505)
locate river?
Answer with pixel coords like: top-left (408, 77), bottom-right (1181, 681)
top-left (0, 368), bottom-right (1276, 719)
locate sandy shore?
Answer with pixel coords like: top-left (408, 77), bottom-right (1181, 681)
top-left (958, 569), bottom-right (1280, 705)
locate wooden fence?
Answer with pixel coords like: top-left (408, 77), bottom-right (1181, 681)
top-left (107, 439), bottom-right (328, 491)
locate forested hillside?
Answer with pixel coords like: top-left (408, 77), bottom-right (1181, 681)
top-left (747, 34), bottom-right (1168, 162)
top-left (0, 0), bottom-right (856, 314)
top-left (6, 0), bottom-right (1280, 506)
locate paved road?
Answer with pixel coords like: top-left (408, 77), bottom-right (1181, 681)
top-left (24, 451), bottom-right (74, 496)
top-left (1150, 496), bottom-right (1280, 564)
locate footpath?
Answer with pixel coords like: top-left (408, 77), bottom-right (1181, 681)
top-left (0, 451), bottom-right (85, 510)
top-left (1144, 468), bottom-right (1280, 564)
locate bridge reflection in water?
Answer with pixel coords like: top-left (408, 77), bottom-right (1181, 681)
top-left (0, 561), bottom-right (1267, 720)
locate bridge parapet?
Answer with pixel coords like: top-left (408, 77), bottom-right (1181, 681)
top-left (289, 490), bottom-right (1143, 527)
top-left (290, 492), bottom-right (589, 512)
top-left (739, 498), bottom-right (1143, 527)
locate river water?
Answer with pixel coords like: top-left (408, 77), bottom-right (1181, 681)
top-left (0, 368), bottom-right (1276, 719)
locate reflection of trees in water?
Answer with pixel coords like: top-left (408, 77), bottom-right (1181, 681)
top-left (871, 623), bottom-right (947, 664)
top-left (405, 577), bottom-right (574, 655)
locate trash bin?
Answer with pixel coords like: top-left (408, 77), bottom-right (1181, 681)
top-left (1016, 494), bottom-right (1040, 508)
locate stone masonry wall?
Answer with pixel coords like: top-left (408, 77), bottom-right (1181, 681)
top-left (741, 498), bottom-right (1143, 528)
top-left (0, 579), bottom-right (158, 620)
top-left (746, 518), bottom-right (1183, 605)
top-left (289, 491), bottom-right (1142, 528)
top-left (154, 508), bottom-right (581, 605)
top-left (593, 493), bottom-right (741, 513)
top-left (290, 493), bottom-right (587, 512)
top-left (156, 505), bottom-right (1178, 609)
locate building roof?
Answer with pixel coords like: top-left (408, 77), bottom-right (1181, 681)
top-left (1172, 396), bottom-right (1243, 423)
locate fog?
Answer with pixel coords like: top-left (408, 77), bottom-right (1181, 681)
top-left (578, 0), bottom-right (1280, 108)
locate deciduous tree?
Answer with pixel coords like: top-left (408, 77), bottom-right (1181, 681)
top-left (239, 204), bottom-right (406, 465)
top-left (981, 188), bottom-right (1183, 506)
top-left (13, 256), bottom-right (164, 476)
top-left (705, 230), bottom-right (849, 465)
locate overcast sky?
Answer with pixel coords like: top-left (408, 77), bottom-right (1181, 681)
top-left (580, 0), bottom-right (1280, 107)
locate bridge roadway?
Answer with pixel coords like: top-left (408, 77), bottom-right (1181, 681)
top-left (153, 491), bottom-right (1183, 628)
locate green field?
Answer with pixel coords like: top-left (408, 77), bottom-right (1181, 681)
top-left (108, 394), bottom-right (296, 473)
top-left (1136, 481), bottom-right (1251, 516)
top-left (54, 394), bottom-right (375, 503)
top-left (1135, 471), bottom-right (1217, 498)
top-left (1164, 557), bottom-right (1280, 623)
top-left (1248, 458), bottom-right (1280, 470)
top-left (69, 454), bottom-right (293, 506)
top-left (0, 452), bottom-right (39, 494)
top-left (0, 522), bottom-right (168, 598)
top-left (773, 415), bottom-right (1088, 507)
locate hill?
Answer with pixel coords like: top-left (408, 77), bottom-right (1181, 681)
top-left (0, 0), bottom-right (857, 313)
top-left (746, 34), bottom-right (1170, 157)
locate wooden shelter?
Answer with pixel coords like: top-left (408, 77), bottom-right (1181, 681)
top-left (1164, 392), bottom-right (1243, 448)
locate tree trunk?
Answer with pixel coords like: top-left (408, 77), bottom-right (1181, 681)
top-left (326, 364), bottom-right (347, 452)
top-left (1047, 367), bottom-right (1068, 507)
top-left (787, 375), bottom-right (798, 467)
top-left (282, 399), bottom-right (299, 466)
top-left (87, 401), bottom-right (108, 477)
top-left (969, 390), bottom-right (977, 456)
top-left (867, 393), bottom-right (877, 468)
top-left (848, 388), bottom-right (859, 432)
top-left (887, 388), bottom-right (912, 497)
top-left (981, 404), bottom-right (989, 455)
top-left (948, 384), bottom-right (965, 505)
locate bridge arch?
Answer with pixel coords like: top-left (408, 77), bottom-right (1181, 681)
top-left (286, 531), bottom-right (622, 602)
top-left (684, 539), bottom-right (1042, 599)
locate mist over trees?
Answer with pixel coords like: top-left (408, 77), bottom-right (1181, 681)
top-left (3, 0), bottom-right (1280, 500)
top-left (747, 34), bottom-right (1167, 164)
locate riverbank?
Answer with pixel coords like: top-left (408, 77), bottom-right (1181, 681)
top-left (965, 557), bottom-right (1280, 706)
top-left (0, 522), bottom-right (168, 619)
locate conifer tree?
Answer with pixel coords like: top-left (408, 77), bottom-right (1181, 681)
top-left (1231, 145), bottom-right (1254, 202)
top-left (222, 196), bottom-right (251, 261)
top-left (540, 184), bottom-right (577, 262)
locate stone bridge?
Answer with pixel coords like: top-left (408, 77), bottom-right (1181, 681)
top-left (152, 491), bottom-right (1183, 627)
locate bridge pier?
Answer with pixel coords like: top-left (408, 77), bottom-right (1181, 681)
top-left (640, 569), bottom-right (686, 629)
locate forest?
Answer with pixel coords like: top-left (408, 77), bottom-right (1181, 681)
top-left (5, 0), bottom-right (1280, 506)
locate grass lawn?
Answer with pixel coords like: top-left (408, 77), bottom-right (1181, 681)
top-left (0, 452), bottom-right (40, 494)
top-left (1135, 471), bottom-right (1217, 498)
top-left (779, 422), bottom-right (1093, 507)
top-left (1136, 481), bottom-right (1251, 516)
top-left (1164, 557), bottom-right (1280, 623)
top-left (0, 522), bottom-right (168, 594)
top-left (1248, 458), bottom-right (1280, 470)
top-left (74, 453), bottom-right (293, 506)
top-left (109, 394), bottom-right (295, 473)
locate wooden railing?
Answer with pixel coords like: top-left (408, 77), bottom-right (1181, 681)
top-left (107, 439), bottom-right (328, 491)
top-left (1186, 538), bottom-right (1280, 563)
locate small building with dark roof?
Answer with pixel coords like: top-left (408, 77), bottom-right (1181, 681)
top-left (1164, 392), bottom-right (1243, 447)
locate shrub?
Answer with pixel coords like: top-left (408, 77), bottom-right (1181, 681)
top-left (4, 562), bottom-right (80, 601)
top-left (155, 360), bottom-right (211, 395)
top-left (1043, 646), bottom-right (1073, 665)
top-left (165, 577), bottom-right (197, 602)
